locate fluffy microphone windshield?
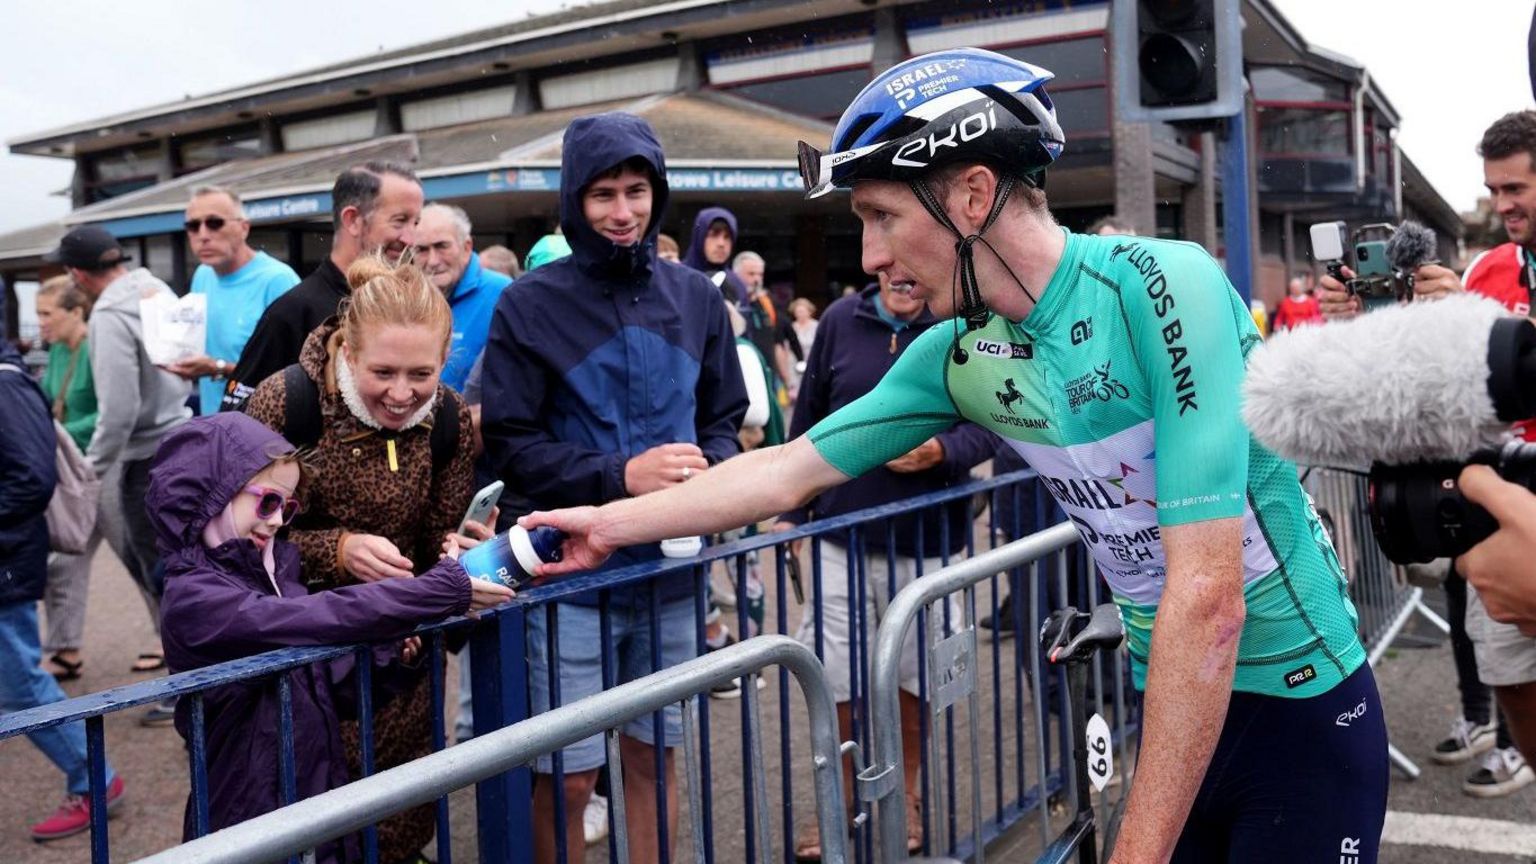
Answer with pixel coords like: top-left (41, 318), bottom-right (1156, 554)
top-left (1242, 294), bottom-right (1511, 468)
top-left (1385, 220), bottom-right (1438, 272)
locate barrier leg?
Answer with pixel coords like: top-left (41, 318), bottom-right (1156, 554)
top-left (472, 609), bottom-right (533, 864)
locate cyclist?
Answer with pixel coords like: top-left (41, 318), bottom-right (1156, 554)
top-left (524, 48), bottom-right (1387, 862)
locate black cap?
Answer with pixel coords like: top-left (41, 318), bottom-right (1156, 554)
top-left (43, 225), bottom-right (131, 270)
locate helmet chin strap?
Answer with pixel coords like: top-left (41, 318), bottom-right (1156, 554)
top-left (909, 173), bottom-right (1021, 333)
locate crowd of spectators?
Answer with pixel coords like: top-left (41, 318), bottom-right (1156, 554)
top-left (0, 106), bottom-right (997, 862)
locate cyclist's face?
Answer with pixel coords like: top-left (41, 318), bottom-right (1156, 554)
top-left (851, 179), bottom-right (959, 317)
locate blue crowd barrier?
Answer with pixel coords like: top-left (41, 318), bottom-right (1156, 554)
top-left (3, 468), bottom-right (1127, 863)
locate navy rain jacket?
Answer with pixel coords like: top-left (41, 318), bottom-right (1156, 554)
top-left (481, 112), bottom-right (748, 604)
top-left (0, 342), bottom-right (56, 605)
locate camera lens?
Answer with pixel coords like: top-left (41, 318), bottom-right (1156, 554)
top-left (1356, 245), bottom-right (1371, 262)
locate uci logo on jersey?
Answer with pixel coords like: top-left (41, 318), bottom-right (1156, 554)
top-left (973, 339), bottom-right (1033, 360)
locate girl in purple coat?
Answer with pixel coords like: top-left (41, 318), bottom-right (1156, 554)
top-left (150, 413), bottom-right (511, 857)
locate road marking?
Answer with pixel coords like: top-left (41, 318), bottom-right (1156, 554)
top-left (1382, 810), bottom-right (1536, 855)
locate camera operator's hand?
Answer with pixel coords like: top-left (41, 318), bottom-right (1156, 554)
top-left (1456, 465), bottom-right (1536, 637)
top-left (1317, 266), bottom-right (1362, 320)
top-left (1412, 263), bottom-right (1464, 301)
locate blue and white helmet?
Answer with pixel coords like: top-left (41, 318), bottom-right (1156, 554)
top-left (798, 48), bottom-right (1065, 199)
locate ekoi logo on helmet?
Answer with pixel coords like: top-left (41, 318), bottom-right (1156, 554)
top-left (890, 103), bottom-right (999, 170)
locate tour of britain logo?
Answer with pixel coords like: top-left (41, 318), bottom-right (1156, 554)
top-left (1064, 360), bottom-right (1129, 413)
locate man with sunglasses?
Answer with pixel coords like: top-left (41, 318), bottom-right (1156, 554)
top-left (524, 48), bottom-right (1386, 863)
top-left (164, 186), bottom-right (298, 415)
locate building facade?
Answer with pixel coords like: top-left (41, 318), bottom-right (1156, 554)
top-left (2, 0), bottom-right (1461, 338)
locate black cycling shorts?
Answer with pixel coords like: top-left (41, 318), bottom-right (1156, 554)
top-left (1171, 663), bottom-right (1388, 863)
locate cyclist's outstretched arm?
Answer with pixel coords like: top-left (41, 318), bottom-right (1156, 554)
top-left (1110, 517), bottom-right (1245, 863)
top-left (522, 436), bottom-right (850, 575)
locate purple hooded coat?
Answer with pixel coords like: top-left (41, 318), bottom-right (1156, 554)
top-left (150, 413), bottom-right (471, 856)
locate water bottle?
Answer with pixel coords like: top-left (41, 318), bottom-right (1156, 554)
top-left (459, 525), bottom-right (567, 590)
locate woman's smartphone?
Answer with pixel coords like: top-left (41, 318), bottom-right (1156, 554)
top-left (458, 481), bottom-right (504, 535)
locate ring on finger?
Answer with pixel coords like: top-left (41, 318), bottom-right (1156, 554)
top-left (682, 465), bottom-right (693, 481)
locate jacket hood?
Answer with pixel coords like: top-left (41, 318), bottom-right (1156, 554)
top-left (147, 413), bottom-right (296, 554)
top-left (558, 112), bottom-right (669, 282)
top-left (682, 206), bottom-right (739, 272)
top-left (94, 267), bottom-right (165, 316)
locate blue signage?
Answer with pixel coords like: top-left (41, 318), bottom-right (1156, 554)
top-left (85, 166), bottom-right (803, 239)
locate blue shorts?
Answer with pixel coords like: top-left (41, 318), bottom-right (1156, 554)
top-left (1171, 663), bottom-right (1387, 863)
top-left (525, 597), bottom-right (699, 773)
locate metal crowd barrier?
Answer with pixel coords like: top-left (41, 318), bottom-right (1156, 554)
top-left (1, 469), bottom-right (1057, 864)
top-left (861, 522), bottom-right (1134, 864)
top-left (1302, 467), bottom-right (1450, 780)
top-left (130, 635), bottom-right (848, 864)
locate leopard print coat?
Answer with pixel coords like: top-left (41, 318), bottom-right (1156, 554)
top-left (245, 320), bottom-right (473, 862)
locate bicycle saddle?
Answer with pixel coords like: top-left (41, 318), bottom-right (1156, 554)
top-left (1039, 603), bottom-right (1125, 664)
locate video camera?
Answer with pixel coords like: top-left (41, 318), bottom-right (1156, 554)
top-left (1367, 316), bottom-right (1536, 564)
top-left (1308, 220), bottom-right (1437, 310)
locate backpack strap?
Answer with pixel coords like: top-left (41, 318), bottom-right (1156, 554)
top-left (277, 363), bottom-right (323, 450)
top-left (429, 393), bottom-right (460, 472)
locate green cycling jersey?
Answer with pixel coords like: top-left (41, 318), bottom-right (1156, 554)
top-left (807, 229), bottom-right (1364, 698)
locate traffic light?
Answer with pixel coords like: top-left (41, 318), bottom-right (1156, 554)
top-left (1112, 0), bottom-right (1243, 123)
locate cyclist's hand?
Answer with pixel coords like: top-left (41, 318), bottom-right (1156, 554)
top-left (886, 437), bottom-right (944, 473)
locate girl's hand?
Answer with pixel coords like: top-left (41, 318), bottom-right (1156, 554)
top-left (400, 636), bottom-right (422, 665)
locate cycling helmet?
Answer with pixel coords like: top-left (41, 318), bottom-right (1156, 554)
top-left (797, 48), bottom-right (1064, 199)
top-left (797, 48), bottom-right (1065, 337)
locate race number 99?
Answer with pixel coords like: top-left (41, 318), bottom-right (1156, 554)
top-left (1085, 713), bottom-right (1113, 792)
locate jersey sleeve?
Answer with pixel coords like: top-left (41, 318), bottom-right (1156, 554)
top-left (1118, 241), bottom-right (1252, 525)
top-left (806, 323), bottom-right (961, 478)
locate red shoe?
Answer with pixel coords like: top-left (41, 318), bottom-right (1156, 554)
top-left (30, 775), bottom-right (125, 842)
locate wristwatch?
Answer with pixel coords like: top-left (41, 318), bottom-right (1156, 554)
top-left (214, 358), bottom-right (228, 379)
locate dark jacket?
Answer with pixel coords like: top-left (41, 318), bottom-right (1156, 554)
top-left (222, 258), bottom-right (348, 411)
top-left (780, 286), bottom-right (997, 557)
top-left (482, 112), bottom-right (748, 603)
top-left (0, 342), bottom-right (57, 605)
top-left (682, 206), bottom-right (751, 306)
top-left (152, 413), bottom-right (470, 858)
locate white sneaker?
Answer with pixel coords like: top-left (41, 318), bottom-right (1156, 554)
top-left (1431, 716), bottom-right (1497, 765)
top-left (1463, 747), bottom-right (1535, 798)
top-left (584, 793), bottom-right (609, 846)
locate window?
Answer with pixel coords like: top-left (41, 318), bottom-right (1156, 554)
top-left (1050, 87), bottom-right (1109, 136)
top-left (178, 130), bottom-right (262, 173)
top-left (996, 36), bottom-right (1106, 85)
top-left (541, 58), bottom-right (680, 110)
top-left (1257, 107), bottom-right (1351, 155)
top-left (91, 145), bottom-right (159, 182)
top-left (282, 110), bottom-right (375, 152)
top-left (86, 145), bottom-right (160, 202)
top-left (402, 85), bottom-right (519, 132)
top-left (1251, 66), bottom-right (1349, 103)
top-left (725, 68), bottom-right (872, 120)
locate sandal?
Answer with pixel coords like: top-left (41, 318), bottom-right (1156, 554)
top-left (47, 653), bottom-right (83, 681)
top-left (130, 652), bottom-right (165, 673)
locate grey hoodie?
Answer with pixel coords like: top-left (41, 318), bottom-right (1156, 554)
top-left (86, 267), bottom-right (191, 472)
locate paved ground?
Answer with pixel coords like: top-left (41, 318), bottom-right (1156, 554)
top-left (3, 540), bottom-right (1535, 863)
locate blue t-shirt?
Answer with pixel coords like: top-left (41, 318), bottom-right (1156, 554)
top-left (190, 251), bottom-right (300, 414)
top-left (443, 252), bottom-right (512, 392)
